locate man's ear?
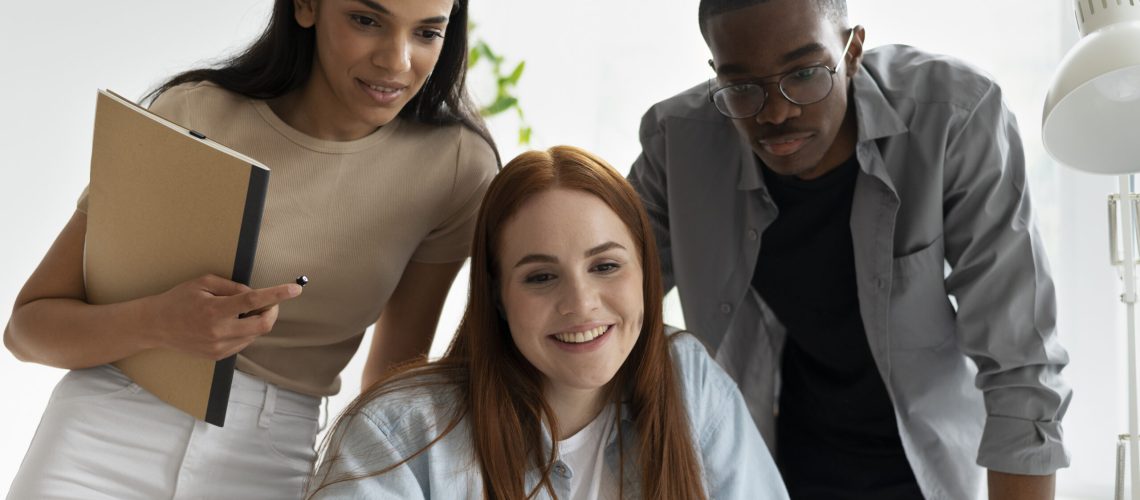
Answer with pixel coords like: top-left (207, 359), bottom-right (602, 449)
top-left (294, 0), bottom-right (317, 28)
top-left (846, 25), bottom-right (866, 78)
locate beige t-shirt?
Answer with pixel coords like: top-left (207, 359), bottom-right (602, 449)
top-left (78, 82), bottom-right (498, 396)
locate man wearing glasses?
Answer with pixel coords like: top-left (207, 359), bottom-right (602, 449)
top-left (628, 0), bottom-right (1070, 498)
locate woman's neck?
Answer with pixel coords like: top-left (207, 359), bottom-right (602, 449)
top-left (545, 382), bottom-right (609, 440)
top-left (267, 82), bottom-right (375, 141)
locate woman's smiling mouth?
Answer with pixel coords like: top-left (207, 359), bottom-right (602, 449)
top-left (553, 325), bottom-right (609, 344)
top-left (357, 78), bottom-right (406, 105)
top-left (549, 324), bottom-right (614, 352)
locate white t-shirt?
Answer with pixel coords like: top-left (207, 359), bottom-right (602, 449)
top-left (557, 404), bottom-right (620, 500)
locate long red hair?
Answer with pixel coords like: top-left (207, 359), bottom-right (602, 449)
top-left (310, 146), bottom-right (706, 499)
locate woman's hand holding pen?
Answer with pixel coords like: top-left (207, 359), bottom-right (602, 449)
top-left (141, 274), bottom-right (303, 361)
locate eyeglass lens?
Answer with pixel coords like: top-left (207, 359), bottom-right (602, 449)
top-left (713, 66), bottom-right (834, 118)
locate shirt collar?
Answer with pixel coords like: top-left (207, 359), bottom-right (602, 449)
top-left (737, 139), bottom-right (765, 191)
top-left (851, 65), bottom-right (908, 142)
top-left (534, 401), bottom-right (633, 451)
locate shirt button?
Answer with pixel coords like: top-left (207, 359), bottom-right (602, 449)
top-left (747, 228), bottom-right (759, 241)
top-left (876, 277), bottom-right (888, 289)
top-left (720, 303), bottom-right (732, 314)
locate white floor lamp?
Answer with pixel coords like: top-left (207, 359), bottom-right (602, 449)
top-left (1043, 2), bottom-right (1140, 499)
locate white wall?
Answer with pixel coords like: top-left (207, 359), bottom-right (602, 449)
top-left (0, 1), bottom-right (1115, 498)
top-left (0, 1), bottom-right (277, 494)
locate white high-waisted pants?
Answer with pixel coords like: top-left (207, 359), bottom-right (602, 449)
top-left (7, 364), bottom-right (321, 500)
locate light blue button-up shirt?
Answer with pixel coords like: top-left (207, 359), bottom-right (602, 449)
top-left (628, 45), bottom-right (1071, 499)
top-left (306, 333), bottom-right (789, 499)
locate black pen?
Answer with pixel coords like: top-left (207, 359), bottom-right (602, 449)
top-left (240, 276), bottom-right (309, 318)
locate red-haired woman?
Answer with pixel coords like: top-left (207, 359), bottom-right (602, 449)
top-left (306, 146), bottom-right (788, 499)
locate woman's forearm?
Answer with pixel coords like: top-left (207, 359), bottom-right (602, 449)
top-left (5, 295), bottom-right (159, 369)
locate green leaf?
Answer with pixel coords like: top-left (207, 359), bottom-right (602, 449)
top-left (478, 42), bottom-right (501, 65)
top-left (506, 61), bottom-right (526, 85)
top-left (483, 95), bottom-right (518, 116)
top-left (466, 28), bottom-right (533, 141)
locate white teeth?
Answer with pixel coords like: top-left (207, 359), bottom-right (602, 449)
top-left (367, 83), bottom-right (398, 92)
top-left (554, 325), bottom-right (607, 344)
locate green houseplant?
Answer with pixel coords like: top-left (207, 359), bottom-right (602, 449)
top-left (468, 25), bottom-right (531, 145)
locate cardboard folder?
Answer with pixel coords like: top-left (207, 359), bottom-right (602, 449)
top-left (84, 89), bottom-right (269, 426)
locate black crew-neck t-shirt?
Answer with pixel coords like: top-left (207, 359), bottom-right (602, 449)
top-left (752, 155), bottom-right (923, 499)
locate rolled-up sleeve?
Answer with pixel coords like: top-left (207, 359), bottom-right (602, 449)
top-left (941, 81), bottom-right (1072, 475)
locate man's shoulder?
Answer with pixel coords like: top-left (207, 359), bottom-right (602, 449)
top-left (863, 44), bottom-right (997, 110)
top-left (640, 81), bottom-right (727, 135)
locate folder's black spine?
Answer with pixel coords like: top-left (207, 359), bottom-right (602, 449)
top-left (205, 165), bottom-right (270, 427)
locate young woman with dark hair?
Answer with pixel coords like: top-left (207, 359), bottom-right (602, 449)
top-left (5, 0), bottom-right (497, 498)
top-left (306, 146), bottom-right (789, 499)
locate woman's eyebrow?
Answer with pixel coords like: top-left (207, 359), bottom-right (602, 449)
top-left (585, 241), bottom-right (625, 258)
top-left (353, 0), bottom-right (448, 24)
top-left (512, 242), bottom-right (626, 269)
top-left (514, 254), bottom-right (557, 268)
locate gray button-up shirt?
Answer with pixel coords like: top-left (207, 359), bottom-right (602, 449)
top-left (628, 44), bottom-right (1071, 499)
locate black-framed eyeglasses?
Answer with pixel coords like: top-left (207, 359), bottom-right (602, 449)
top-left (708, 28), bottom-right (857, 119)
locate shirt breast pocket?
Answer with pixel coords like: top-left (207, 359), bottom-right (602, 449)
top-left (889, 235), bottom-right (957, 350)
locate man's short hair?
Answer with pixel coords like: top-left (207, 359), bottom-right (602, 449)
top-left (698, 0), bottom-right (848, 38)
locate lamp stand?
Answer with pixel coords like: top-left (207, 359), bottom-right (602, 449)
top-left (1110, 174), bottom-right (1140, 500)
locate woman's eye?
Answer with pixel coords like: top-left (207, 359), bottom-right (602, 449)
top-left (593, 263), bottom-right (620, 274)
top-left (351, 14), bottom-right (379, 27)
top-left (524, 273), bottom-right (556, 284)
top-left (418, 29), bottom-right (445, 40)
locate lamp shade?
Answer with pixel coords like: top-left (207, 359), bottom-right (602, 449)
top-left (1043, 1), bottom-right (1140, 174)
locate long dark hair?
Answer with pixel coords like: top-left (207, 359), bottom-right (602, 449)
top-left (146, 0), bottom-right (495, 152)
top-left (310, 146), bottom-right (707, 499)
